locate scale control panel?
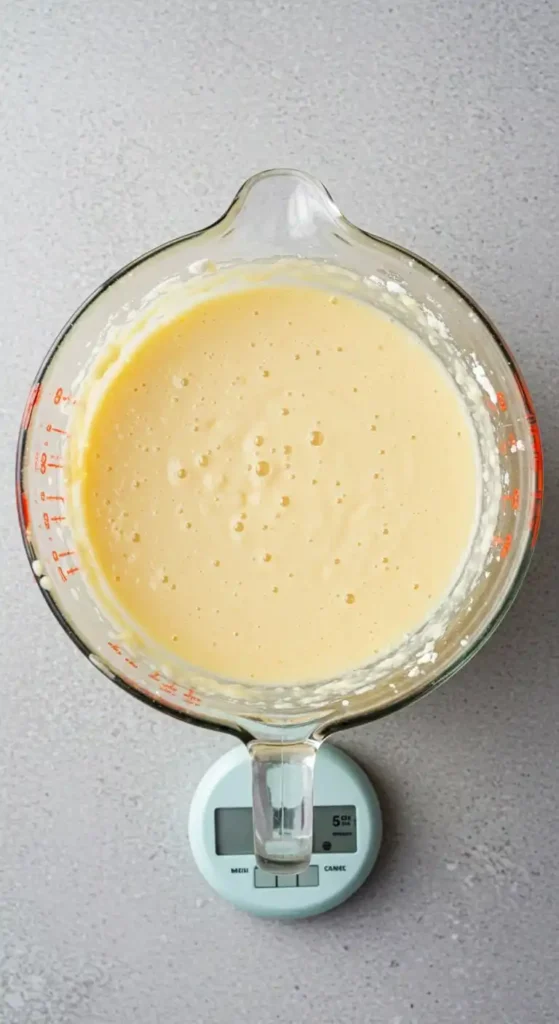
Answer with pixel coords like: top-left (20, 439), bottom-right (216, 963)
top-left (254, 865), bottom-right (319, 887)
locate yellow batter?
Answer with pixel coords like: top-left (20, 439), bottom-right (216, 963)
top-left (75, 284), bottom-right (479, 683)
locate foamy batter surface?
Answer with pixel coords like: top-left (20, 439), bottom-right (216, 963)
top-left (75, 285), bottom-right (479, 683)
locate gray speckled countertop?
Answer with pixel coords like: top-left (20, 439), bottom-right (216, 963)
top-left (1, 2), bottom-right (558, 1022)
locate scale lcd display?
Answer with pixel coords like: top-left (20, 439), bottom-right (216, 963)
top-left (215, 806), bottom-right (356, 855)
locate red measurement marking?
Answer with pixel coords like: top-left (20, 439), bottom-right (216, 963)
top-left (493, 533), bottom-right (512, 559)
top-left (485, 392), bottom-right (508, 414)
top-left (502, 489), bottom-right (520, 511)
top-left (108, 641), bottom-right (134, 664)
top-left (527, 414), bottom-right (544, 546)
top-left (43, 512), bottom-right (50, 529)
top-left (38, 453), bottom-right (64, 473)
top-left (22, 384), bottom-right (42, 430)
top-left (41, 491), bottom-right (65, 502)
top-left (149, 672), bottom-right (181, 698)
top-left (182, 688), bottom-right (201, 706)
top-left (67, 566), bottom-right (80, 575)
top-left (52, 549), bottom-right (75, 561)
top-left (46, 423), bottom-right (68, 435)
top-left (57, 566), bottom-right (67, 583)
top-left (53, 387), bottom-right (74, 406)
top-left (20, 492), bottom-right (30, 531)
top-left (51, 515), bottom-right (65, 522)
top-left (499, 433), bottom-right (517, 455)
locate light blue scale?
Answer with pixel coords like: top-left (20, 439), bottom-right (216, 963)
top-left (188, 744), bottom-right (382, 918)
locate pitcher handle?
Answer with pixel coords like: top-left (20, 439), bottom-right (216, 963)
top-left (248, 739), bottom-right (318, 875)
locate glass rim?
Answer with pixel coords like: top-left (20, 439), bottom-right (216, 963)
top-left (15, 168), bottom-right (544, 737)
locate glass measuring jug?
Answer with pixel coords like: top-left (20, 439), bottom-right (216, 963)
top-left (17, 169), bottom-right (543, 875)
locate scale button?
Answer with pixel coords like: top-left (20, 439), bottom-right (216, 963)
top-left (254, 868), bottom-right (277, 888)
top-left (277, 873), bottom-right (297, 888)
top-left (297, 866), bottom-right (319, 887)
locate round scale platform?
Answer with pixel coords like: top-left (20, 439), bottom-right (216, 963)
top-left (188, 744), bottom-right (382, 918)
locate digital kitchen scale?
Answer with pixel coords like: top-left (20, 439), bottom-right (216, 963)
top-left (188, 744), bottom-right (382, 918)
